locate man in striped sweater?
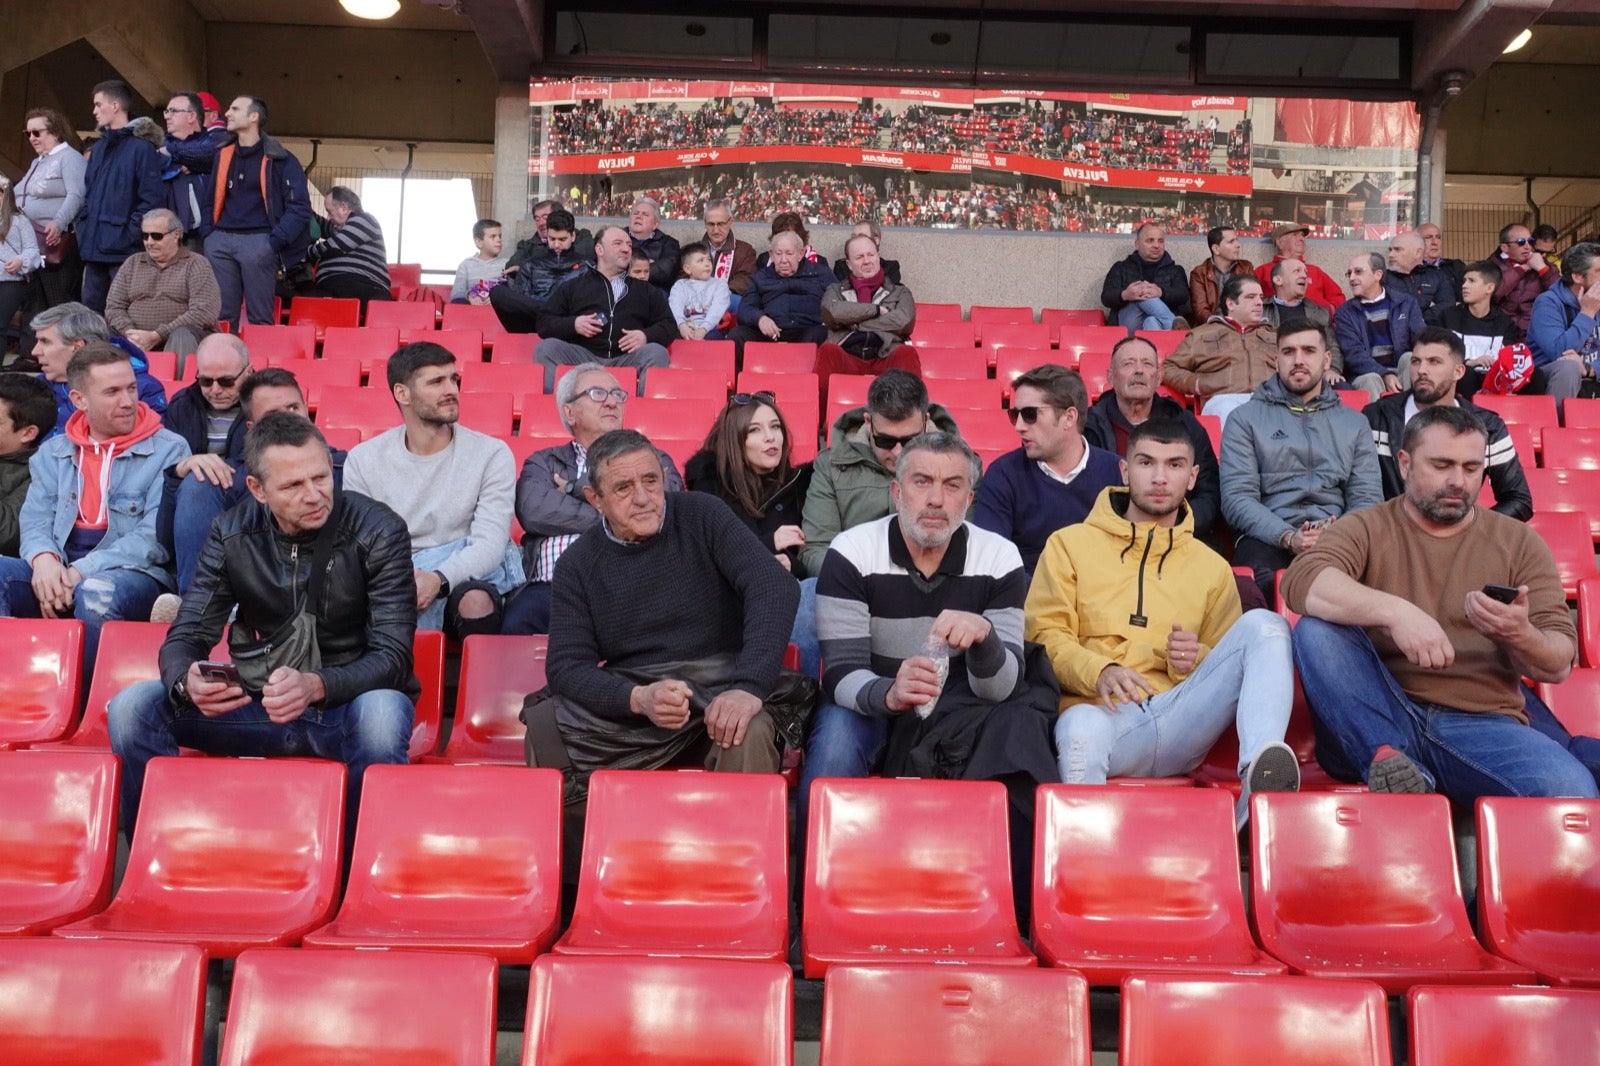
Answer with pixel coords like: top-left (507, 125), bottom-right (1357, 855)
top-left (300, 186), bottom-right (391, 306)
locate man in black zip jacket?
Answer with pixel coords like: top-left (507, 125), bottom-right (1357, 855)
top-left (534, 225), bottom-right (675, 393)
top-left (1363, 326), bottom-right (1533, 521)
top-left (108, 412), bottom-right (417, 836)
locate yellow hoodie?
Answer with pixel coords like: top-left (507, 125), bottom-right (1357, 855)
top-left (1025, 485), bottom-right (1241, 712)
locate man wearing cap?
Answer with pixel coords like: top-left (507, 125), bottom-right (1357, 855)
top-left (1255, 222), bottom-right (1344, 312)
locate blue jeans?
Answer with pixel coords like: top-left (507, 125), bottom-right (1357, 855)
top-left (1293, 618), bottom-right (1600, 802)
top-left (167, 474), bottom-right (244, 594)
top-left (1054, 609), bottom-right (1293, 796)
top-left (79, 261), bottom-right (121, 315)
top-left (0, 556), bottom-right (164, 670)
top-left (410, 538), bottom-right (524, 634)
top-left (790, 577), bottom-right (820, 682)
top-left (1117, 298), bottom-right (1176, 331)
top-left (107, 678), bottom-right (414, 833)
top-left (502, 581), bottom-right (552, 635)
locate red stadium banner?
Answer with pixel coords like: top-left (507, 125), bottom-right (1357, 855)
top-left (529, 143), bottom-right (1253, 196)
top-left (1273, 98), bottom-right (1419, 149)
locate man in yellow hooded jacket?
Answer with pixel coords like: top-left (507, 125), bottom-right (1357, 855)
top-left (1025, 416), bottom-right (1299, 825)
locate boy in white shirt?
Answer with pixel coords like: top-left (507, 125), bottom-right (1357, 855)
top-left (451, 219), bottom-right (508, 304)
top-left (669, 243), bottom-right (731, 341)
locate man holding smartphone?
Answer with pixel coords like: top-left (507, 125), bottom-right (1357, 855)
top-left (107, 412), bottom-right (419, 835)
top-left (1282, 404), bottom-right (1598, 801)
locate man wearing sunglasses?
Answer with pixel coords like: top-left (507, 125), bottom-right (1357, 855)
top-left (1491, 223), bottom-right (1559, 333)
top-left (104, 208), bottom-right (219, 371)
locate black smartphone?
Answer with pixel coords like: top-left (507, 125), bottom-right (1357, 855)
top-left (1481, 583), bottom-right (1520, 604)
top-left (197, 660), bottom-right (242, 686)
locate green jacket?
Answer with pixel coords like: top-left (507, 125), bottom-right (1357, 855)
top-left (798, 403), bottom-right (961, 576)
top-left (0, 447), bottom-right (37, 558)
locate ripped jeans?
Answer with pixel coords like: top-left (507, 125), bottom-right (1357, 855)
top-left (0, 556), bottom-right (165, 671)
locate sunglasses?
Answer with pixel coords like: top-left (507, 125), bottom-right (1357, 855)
top-left (870, 429), bottom-right (922, 451)
top-left (1506, 237), bottom-right (1531, 246)
top-left (196, 372), bottom-right (246, 389)
top-left (1008, 405), bottom-right (1057, 426)
top-left (25, 128), bottom-right (48, 137)
top-left (578, 386), bottom-right (628, 404)
top-left (731, 390), bottom-right (776, 407)
top-left (141, 230), bottom-right (175, 241)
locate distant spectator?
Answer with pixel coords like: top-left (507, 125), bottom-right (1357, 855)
top-left (832, 219), bottom-right (902, 287)
top-left (104, 208), bottom-right (220, 371)
top-left (0, 175), bottom-right (40, 351)
top-left (489, 208), bottom-right (593, 334)
top-left (1188, 225), bottom-right (1254, 325)
top-left (198, 92), bottom-right (225, 133)
top-left (76, 79), bottom-right (165, 314)
top-left (28, 302), bottom-right (168, 435)
top-left (301, 186), bottom-right (391, 307)
top-left (1100, 223), bottom-right (1191, 330)
top-left (754, 212), bottom-right (830, 274)
top-left (1260, 258), bottom-right (1343, 379)
top-left (161, 91), bottom-right (226, 251)
top-left (1490, 222), bottom-right (1559, 333)
top-left (1160, 274), bottom-right (1278, 425)
top-left (534, 225), bottom-right (674, 392)
top-left (0, 375), bottom-right (57, 557)
top-left (627, 197), bottom-right (680, 291)
top-left (699, 198), bottom-right (756, 297)
top-left (627, 252), bottom-right (653, 283)
top-left (1385, 230), bottom-right (1458, 318)
top-left (815, 233), bottom-right (921, 409)
top-left (1254, 222), bottom-right (1343, 311)
top-left (1431, 259), bottom-right (1525, 398)
top-left (1531, 223), bottom-right (1563, 276)
top-left (1333, 251), bottom-right (1424, 399)
top-left (1416, 221), bottom-right (1467, 293)
top-left (15, 108), bottom-right (85, 361)
top-left (668, 243), bottom-right (731, 341)
top-left (450, 218), bottom-right (507, 304)
top-left (1527, 240), bottom-right (1600, 401)
top-left (731, 231), bottom-right (832, 348)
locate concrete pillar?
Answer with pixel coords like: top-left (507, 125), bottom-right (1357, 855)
top-left (492, 80), bottom-right (531, 230)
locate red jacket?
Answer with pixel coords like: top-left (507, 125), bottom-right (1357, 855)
top-left (1255, 256), bottom-right (1344, 312)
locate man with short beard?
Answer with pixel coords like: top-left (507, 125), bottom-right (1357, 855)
top-left (1362, 327), bottom-right (1531, 520)
top-left (1220, 321), bottom-right (1382, 604)
top-left (1284, 404), bottom-right (1598, 802)
top-left (1028, 418), bottom-right (1299, 825)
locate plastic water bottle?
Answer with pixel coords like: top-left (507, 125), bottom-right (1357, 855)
top-left (916, 634), bottom-right (950, 719)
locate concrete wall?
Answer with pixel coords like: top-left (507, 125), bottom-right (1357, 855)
top-left (569, 218), bottom-right (1380, 314)
top-left (1441, 64), bottom-right (1600, 179)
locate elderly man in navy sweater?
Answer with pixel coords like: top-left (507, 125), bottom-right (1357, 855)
top-left (974, 363), bottom-right (1122, 576)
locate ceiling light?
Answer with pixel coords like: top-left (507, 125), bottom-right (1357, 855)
top-left (1502, 29), bottom-right (1532, 54)
top-left (340, 0), bottom-right (401, 20)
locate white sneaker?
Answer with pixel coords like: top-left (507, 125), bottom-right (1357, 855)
top-left (149, 593), bottom-right (181, 624)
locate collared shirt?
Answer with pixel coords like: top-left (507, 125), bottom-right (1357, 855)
top-left (1037, 441), bottom-right (1091, 487)
top-left (601, 499), bottom-right (667, 547)
top-left (532, 441), bottom-right (587, 583)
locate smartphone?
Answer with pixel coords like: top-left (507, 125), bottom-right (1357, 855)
top-left (197, 660), bottom-right (243, 686)
top-left (1481, 583), bottom-right (1520, 605)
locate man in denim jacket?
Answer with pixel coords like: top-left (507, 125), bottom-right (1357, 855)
top-left (0, 343), bottom-right (188, 667)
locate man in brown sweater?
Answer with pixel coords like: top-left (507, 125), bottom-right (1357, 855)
top-left (105, 207), bottom-right (220, 371)
top-left (1282, 404), bottom-right (1598, 802)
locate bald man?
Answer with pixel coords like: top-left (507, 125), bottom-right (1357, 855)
top-left (1386, 230), bottom-right (1458, 318)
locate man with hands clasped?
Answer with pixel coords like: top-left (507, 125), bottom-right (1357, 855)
top-left (1283, 404), bottom-right (1599, 801)
top-left (1026, 418), bottom-right (1300, 824)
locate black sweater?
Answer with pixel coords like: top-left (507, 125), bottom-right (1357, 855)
top-left (546, 492), bottom-right (799, 720)
top-left (684, 450), bottom-right (814, 574)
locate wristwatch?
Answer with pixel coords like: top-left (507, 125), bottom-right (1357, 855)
top-left (433, 571), bottom-right (451, 600)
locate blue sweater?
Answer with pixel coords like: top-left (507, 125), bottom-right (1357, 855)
top-left (973, 444), bottom-right (1123, 576)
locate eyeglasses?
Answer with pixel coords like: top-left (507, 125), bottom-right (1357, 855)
top-left (1008, 405), bottom-right (1057, 426)
top-left (578, 386), bottom-right (628, 404)
top-left (196, 372), bottom-right (247, 389)
top-left (162, 107), bottom-right (196, 116)
top-left (731, 391), bottom-right (776, 407)
top-left (140, 230), bottom-right (175, 241)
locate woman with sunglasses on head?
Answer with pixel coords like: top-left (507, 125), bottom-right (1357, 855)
top-left (14, 109), bottom-right (85, 366)
top-left (0, 177), bottom-right (39, 362)
top-left (687, 391), bottom-right (817, 676)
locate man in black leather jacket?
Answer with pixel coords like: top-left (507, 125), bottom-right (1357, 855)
top-left (107, 412), bottom-right (418, 833)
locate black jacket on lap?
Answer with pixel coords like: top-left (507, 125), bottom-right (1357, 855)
top-left (161, 491), bottom-right (419, 705)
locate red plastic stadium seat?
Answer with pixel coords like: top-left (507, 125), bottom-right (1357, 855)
top-left (910, 320), bottom-right (977, 349)
top-left (319, 326), bottom-right (400, 375)
top-left (364, 300), bottom-right (437, 340)
top-left (1527, 469), bottom-right (1600, 540)
top-left (1043, 308), bottom-right (1108, 340)
top-left (1474, 391), bottom-right (1559, 448)
top-left (1475, 796), bottom-right (1600, 987)
top-left (914, 345), bottom-right (987, 381)
top-left (442, 302), bottom-right (506, 338)
top-left (0, 618), bottom-right (84, 747)
top-left (1249, 791), bottom-right (1535, 992)
top-left (0, 939), bottom-right (206, 1065)
top-left (644, 367), bottom-right (730, 403)
top-left (742, 341), bottom-right (816, 374)
top-left (320, 425), bottom-right (361, 452)
top-left (733, 371), bottom-right (817, 414)
top-left (961, 409), bottom-right (1020, 471)
top-left (1198, 414), bottom-right (1223, 458)
top-left (458, 391), bottom-right (514, 436)
top-left (54, 756), bottom-right (344, 956)
top-left (1539, 427), bottom-right (1600, 470)
top-left (316, 385), bottom-right (403, 440)
top-left (1077, 351), bottom-right (1112, 399)
top-left (822, 964), bottom-right (1091, 1066)
top-left (969, 304), bottom-right (1035, 337)
top-left (824, 374), bottom-right (871, 438)
top-left (488, 333), bottom-right (537, 363)
top-left (557, 770), bottom-right (787, 961)
top-left (1578, 579), bottom-right (1600, 669)
top-left (440, 635), bottom-right (546, 764)
top-left (1121, 974), bottom-right (1391, 1066)
top-left (982, 323), bottom-right (1053, 365)
top-left (221, 948), bottom-right (497, 1066)
top-left (1407, 984), bottom-right (1600, 1065)
top-left (387, 263), bottom-right (423, 289)
top-left (458, 363), bottom-right (545, 410)
top-left (143, 350), bottom-right (178, 381)
top-left (0, 750), bottom-right (118, 934)
top-left (1528, 510), bottom-right (1597, 597)
top-left (287, 297), bottom-right (359, 339)
top-left (803, 778), bottom-right (1033, 978)
top-left (282, 358), bottom-right (361, 410)
top-left (917, 301), bottom-right (964, 322)
top-left (668, 339), bottom-right (736, 382)
top-left (1056, 326), bottom-right (1128, 367)
top-left (42, 621), bottom-right (166, 751)
top-left (1136, 329), bottom-right (1187, 358)
top-left (1502, 420), bottom-right (1537, 468)
top-left (303, 764), bottom-right (562, 961)
top-left (239, 324), bottom-right (315, 362)
top-left (1562, 397), bottom-right (1600, 428)
top-left (925, 376), bottom-right (1005, 413)
top-left (429, 328), bottom-right (486, 365)
top-left (1338, 389), bottom-right (1369, 413)
top-left (1032, 786), bottom-right (1286, 985)
top-left (523, 955), bottom-right (792, 1066)
top-left (409, 629), bottom-right (446, 760)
